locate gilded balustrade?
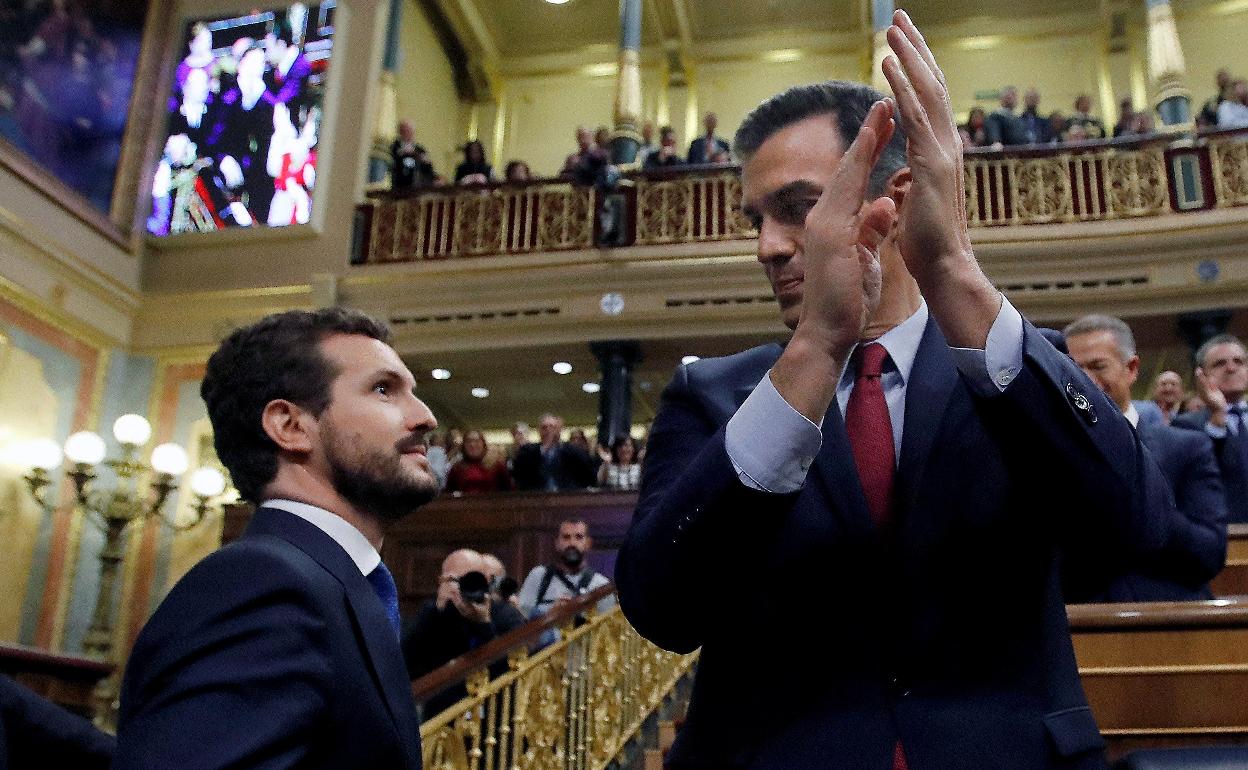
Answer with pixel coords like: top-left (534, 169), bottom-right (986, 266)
top-left (419, 604), bottom-right (697, 770)
top-left (354, 130), bottom-right (1248, 265)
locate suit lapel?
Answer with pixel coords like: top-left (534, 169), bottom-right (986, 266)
top-left (812, 403), bottom-right (874, 533)
top-left (246, 508), bottom-right (422, 766)
top-left (896, 318), bottom-right (959, 514)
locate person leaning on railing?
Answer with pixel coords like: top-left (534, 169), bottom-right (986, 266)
top-left (596, 435), bottom-right (642, 490)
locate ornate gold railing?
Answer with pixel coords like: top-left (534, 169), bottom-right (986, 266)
top-left (353, 129), bottom-right (1248, 264)
top-left (417, 594), bottom-right (696, 770)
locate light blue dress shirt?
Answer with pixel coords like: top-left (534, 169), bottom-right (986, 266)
top-left (725, 297), bottom-right (1025, 493)
top-left (1204, 400), bottom-right (1248, 438)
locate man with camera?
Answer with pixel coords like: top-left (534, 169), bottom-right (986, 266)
top-left (401, 549), bottom-right (525, 716)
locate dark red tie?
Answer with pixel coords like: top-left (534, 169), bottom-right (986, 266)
top-left (845, 343), bottom-right (895, 528)
top-left (845, 343), bottom-right (908, 770)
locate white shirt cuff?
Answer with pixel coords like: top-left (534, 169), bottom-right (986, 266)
top-left (725, 371), bottom-right (823, 493)
top-left (948, 295), bottom-right (1024, 395)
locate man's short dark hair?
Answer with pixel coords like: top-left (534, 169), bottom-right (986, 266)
top-left (201, 307), bottom-right (392, 503)
top-left (559, 517), bottom-right (588, 532)
top-left (1196, 333), bottom-right (1246, 369)
top-left (733, 80), bottom-right (909, 197)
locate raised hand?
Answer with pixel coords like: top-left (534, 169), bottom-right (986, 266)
top-left (1194, 367), bottom-right (1229, 427)
top-left (881, 9), bottom-right (1000, 348)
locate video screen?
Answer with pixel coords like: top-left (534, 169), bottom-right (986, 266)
top-left (0, 0), bottom-right (148, 214)
top-left (147, 2), bottom-right (335, 236)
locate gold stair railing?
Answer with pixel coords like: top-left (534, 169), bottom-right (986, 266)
top-left (413, 583), bottom-right (698, 770)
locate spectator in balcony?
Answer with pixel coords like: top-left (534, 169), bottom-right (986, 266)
top-left (424, 430), bottom-right (450, 489)
top-left (594, 125), bottom-right (611, 150)
top-left (1067, 94), bottom-right (1106, 139)
top-left (597, 435), bottom-right (642, 490)
top-left (1020, 88), bottom-right (1050, 144)
top-left (445, 430), bottom-right (512, 495)
top-left (402, 549), bottom-right (526, 715)
top-left (984, 85), bottom-right (1029, 147)
top-left (1065, 123), bottom-right (1091, 142)
top-left (960, 106), bottom-right (988, 148)
top-left (504, 159), bottom-right (532, 182)
top-left (1113, 97), bottom-right (1136, 138)
top-left (645, 125), bottom-right (686, 169)
top-left (516, 519), bottom-right (615, 622)
top-left (512, 413), bottom-right (596, 491)
top-left (687, 111), bottom-right (730, 164)
top-left (1046, 111), bottom-right (1068, 144)
top-left (1217, 79), bottom-right (1248, 129)
top-left (561, 125), bottom-right (609, 184)
top-left (454, 139), bottom-right (494, 185)
top-left (1064, 315), bottom-right (1227, 602)
top-left (1174, 334), bottom-right (1248, 523)
top-left (1182, 393), bottom-right (1207, 415)
top-left (637, 120), bottom-right (657, 165)
top-left (390, 119), bottom-right (437, 192)
top-left (507, 421), bottom-right (530, 472)
top-left (1198, 68), bottom-right (1232, 128)
top-left (1130, 110), bottom-right (1155, 136)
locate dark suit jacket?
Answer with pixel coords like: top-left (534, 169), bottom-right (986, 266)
top-left (115, 507), bottom-right (422, 769)
top-left (1173, 409), bottom-right (1248, 523)
top-left (0, 675), bottom-right (114, 770)
top-left (686, 135), bottom-right (730, 164)
top-left (617, 319), bottom-right (1174, 769)
top-left (985, 109), bottom-right (1030, 146)
top-left (512, 442), bottom-right (596, 490)
top-left (1069, 422), bottom-right (1227, 602)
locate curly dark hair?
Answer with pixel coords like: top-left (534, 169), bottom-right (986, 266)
top-left (201, 307), bottom-right (391, 503)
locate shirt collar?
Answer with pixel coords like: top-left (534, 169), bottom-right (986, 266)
top-left (840, 302), bottom-right (928, 388)
top-left (1124, 402), bottom-right (1140, 428)
top-left (263, 498), bottom-right (381, 576)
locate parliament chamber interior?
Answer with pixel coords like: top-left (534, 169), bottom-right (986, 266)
top-left (2, 0), bottom-right (1248, 767)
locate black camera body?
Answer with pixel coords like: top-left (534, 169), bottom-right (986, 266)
top-left (456, 570), bottom-right (490, 605)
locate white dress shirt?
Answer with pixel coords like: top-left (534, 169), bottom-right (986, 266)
top-left (725, 297), bottom-right (1025, 493)
top-left (263, 498), bottom-right (381, 576)
top-left (1124, 402), bottom-right (1140, 428)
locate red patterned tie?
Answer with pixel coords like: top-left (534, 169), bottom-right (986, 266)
top-left (845, 343), bottom-right (895, 528)
top-left (845, 343), bottom-right (908, 770)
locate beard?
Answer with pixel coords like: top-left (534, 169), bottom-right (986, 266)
top-left (560, 545), bottom-right (584, 569)
top-left (322, 421), bottom-right (439, 522)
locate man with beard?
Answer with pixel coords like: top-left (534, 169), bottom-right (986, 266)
top-left (115, 308), bottom-right (433, 770)
top-left (517, 519), bottom-right (614, 623)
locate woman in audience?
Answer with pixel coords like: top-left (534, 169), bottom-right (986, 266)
top-left (454, 140), bottom-right (494, 185)
top-left (446, 430), bottom-right (512, 494)
top-left (961, 107), bottom-right (987, 148)
top-left (597, 435), bottom-right (641, 491)
top-left (504, 159), bottom-right (532, 182)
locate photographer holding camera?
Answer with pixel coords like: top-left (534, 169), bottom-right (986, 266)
top-left (401, 549), bottom-right (525, 716)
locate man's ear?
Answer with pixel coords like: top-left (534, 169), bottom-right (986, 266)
top-left (1126, 354), bottom-right (1141, 383)
top-left (260, 399), bottom-right (316, 454)
top-left (885, 167), bottom-right (912, 214)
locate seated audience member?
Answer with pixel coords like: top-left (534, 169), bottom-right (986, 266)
top-left (1198, 68), bottom-right (1232, 127)
top-left (637, 120), bottom-right (656, 165)
top-left (512, 413), bottom-right (596, 491)
top-left (985, 85), bottom-right (1029, 146)
top-left (1112, 97), bottom-right (1135, 138)
top-left (644, 125), bottom-right (685, 168)
top-left (1067, 94), bottom-right (1106, 139)
top-left (560, 125), bottom-right (609, 184)
top-left (1064, 315), bottom-right (1228, 601)
top-left (454, 139), bottom-right (494, 185)
top-left (1, 675), bottom-right (114, 770)
top-left (116, 308), bottom-right (434, 768)
top-left (1218, 79), bottom-right (1248, 129)
top-left (1020, 88), bottom-right (1050, 143)
top-left (594, 125), bottom-right (611, 150)
top-left (597, 434), bottom-right (641, 490)
top-left (961, 106), bottom-right (988, 148)
top-left (402, 549), bottom-right (526, 715)
top-left (517, 519), bottom-right (615, 621)
top-left (390, 119), bottom-right (437, 191)
top-left (1129, 110), bottom-right (1155, 136)
top-left (1139, 370), bottom-right (1184, 426)
top-left (504, 159), bottom-right (532, 182)
top-left (1175, 334), bottom-right (1248, 523)
top-left (1065, 123), bottom-right (1091, 142)
top-left (568, 427), bottom-right (594, 458)
top-left (1046, 111), bottom-right (1068, 144)
top-left (445, 429), bottom-right (512, 494)
top-left (687, 111), bottom-right (730, 164)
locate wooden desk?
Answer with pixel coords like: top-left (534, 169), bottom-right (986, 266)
top-left (0, 642), bottom-right (112, 718)
top-left (1210, 523), bottom-right (1248, 597)
top-left (1070, 599), bottom-right (1248, 759)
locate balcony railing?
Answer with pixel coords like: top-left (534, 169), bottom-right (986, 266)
top-left (352, 128), bottom-right (1248, 265)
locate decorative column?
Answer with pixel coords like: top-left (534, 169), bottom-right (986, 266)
top-left (368, 0), bottom-right (404, 184)
top-left (591, 341), bottom-right (642, 450)
top-left (869, 0), bottom-right (893, 93)
top-left (1145, 0), bottom-right (1192, 128)
top-left (609, 0), bottom-right (643, 164)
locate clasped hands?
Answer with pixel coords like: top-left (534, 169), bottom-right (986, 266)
top-left (796, 10), bottom-right (997, 363)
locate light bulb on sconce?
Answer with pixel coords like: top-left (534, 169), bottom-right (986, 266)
top-left (150, 443), bottom-right (190, 476)
top-left (190, 467), bottom-right (227, 498)
top-left (112, 414), bottom-right (152, 447)
top-left (64, 431), bottom-right (106, 466)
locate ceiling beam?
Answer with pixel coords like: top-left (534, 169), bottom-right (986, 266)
top-left (422, 0), bottom-right (502, 101)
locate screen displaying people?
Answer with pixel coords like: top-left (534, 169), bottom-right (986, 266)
top-left (147, 2), bottom-right (334, 236)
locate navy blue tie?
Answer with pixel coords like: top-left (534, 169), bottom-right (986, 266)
top-left (366, 561), bottom-right (401, 639)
